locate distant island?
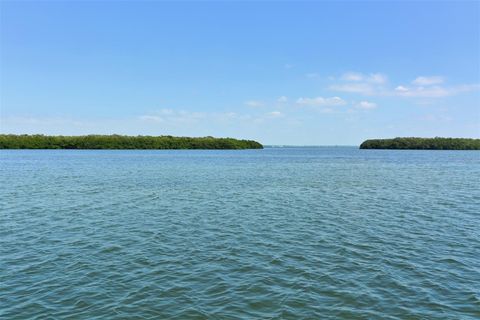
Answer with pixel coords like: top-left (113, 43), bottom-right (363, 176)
top-left (0, 134), bottom-right (263, 150)
top-left (360, 137), bottom-right (480, 150)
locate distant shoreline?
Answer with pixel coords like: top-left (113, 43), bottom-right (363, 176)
top-left (360, 137), bottom-right (480, 150)
top-left (0, 134), bottom-right (263, 150)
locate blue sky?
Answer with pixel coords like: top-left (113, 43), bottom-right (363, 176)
top-left (1, 1), bottom-right (479, 145)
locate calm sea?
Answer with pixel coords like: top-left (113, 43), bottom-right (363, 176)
top-left (1, 147), bottom-right (479, 319)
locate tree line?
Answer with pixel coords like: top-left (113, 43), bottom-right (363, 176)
top-left (360, 137), bottom-right (480, 150)
top-left (0, 134), bottom-right (263, 150)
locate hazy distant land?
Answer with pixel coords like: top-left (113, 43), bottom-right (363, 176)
top-left (360, 137), bottom-right (480, 150)
top-left (0, 134), bottom-right (263, 150)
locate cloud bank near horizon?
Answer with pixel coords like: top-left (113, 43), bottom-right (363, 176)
top-left (2, 70), bottom-right (479, 144)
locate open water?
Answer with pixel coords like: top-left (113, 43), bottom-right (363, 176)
top-left (1, 147), bottom-right (479, 319)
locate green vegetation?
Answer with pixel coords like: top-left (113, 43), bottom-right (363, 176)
top-left (360, 137), bottom-right (480, 150)
top-left (0, 134), bottom-right (263, 150)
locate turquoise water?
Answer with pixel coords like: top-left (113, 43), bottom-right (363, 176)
top-left (1, 147), bottom-right (479, 319)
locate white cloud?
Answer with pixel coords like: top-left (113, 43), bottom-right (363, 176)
top-left (340, 72), bottom-right (387, 84)
top-left (138, 109), bottom-right (208, 125)
top-left (412, 76), bottom-right (444, 86)
top-left (394, 85), bottom-right (409, 92)
top-left (245, 100), bottom-right (264, 107)
top-left (267, 111), bottom-right (284, 118)
top-left (330, 72), bottom-right (479, 98)
top-left (0, 111), bottom-right (286, 141)
top-left (296, 96), bottom-right (346, 106)
top-left (393, 84), bottom-right (479, 98)
top-left (408, 86), bottom-right (448, 98)
top-left (139, 108), bottom-right (289, 127)
top-left (138, 115), bottom-right (164, 122)
top-left (368, 73), bottom-right (388, 84)
top-left (394, 85), bottom-right (450, 98)
top-left (356, 101), bottom-right (377, 110)
top-left (277, 96), bottom-right (288, 103)
top-left (329, 83), bottom-right (376, 95)
top-left (341, 72), bottom-right (363, 81)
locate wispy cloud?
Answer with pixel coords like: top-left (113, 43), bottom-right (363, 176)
top-left (138, 108), bottom-right (288, 128)
top-left (245, 100), bottom-right (264, 107)
top-left (1, 109), bottom-right (288, 141)
top-left (277, 96), bottom-right (288, 103)
top-left (330, 72), bottom-right (479, 98)
top-left (341, 72), bottom-right (387, 84)
top-left (267, 111), bottom-right (284, 118)
top-left (412, 76), bottom-right (444, 86)
top-left (368, 73), bottom-right (388, 84)
top-left (330, 72), bottom-right (388, 95)
top-left (394, 85), bottom-right (449, 98)
top-left (394, 84), bottom-right (480, 98)
top-left (355, 101), bottom-right (377, 110)
top-left (329, 83), bottom-right (377, 95)
top-left (296, 96), bottom-right (346, 106)
top-left (138, 115), bottom-right (164, 122)
top-left (138, 109), bottom-right (208, 125)
top-left (341, 72), bottom-right (363, 82)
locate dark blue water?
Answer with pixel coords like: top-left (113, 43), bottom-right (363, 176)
top-left (1, 147), bottom-right (479, 319)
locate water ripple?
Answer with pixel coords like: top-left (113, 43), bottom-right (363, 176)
top-left (1, 148), bottom-right (479, 319)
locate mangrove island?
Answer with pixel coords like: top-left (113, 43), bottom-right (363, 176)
top-left (360, 137), bottom-right (480, 150)
top-left (0, 134), bottom-right (263, 150)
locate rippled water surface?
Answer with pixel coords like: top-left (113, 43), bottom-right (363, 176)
top-left (1, 147), bottom-right (479, 319)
